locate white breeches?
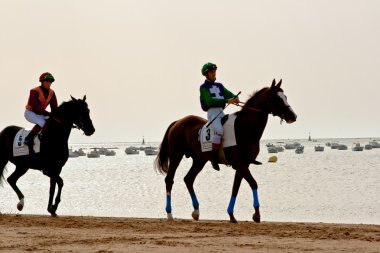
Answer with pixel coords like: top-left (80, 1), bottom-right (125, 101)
top-left (207, 108), bottom-right (225, 144)
top-left (24, 110), bottom-right (48, 128)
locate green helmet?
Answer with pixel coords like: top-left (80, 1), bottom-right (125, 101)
top-left (201, 62), bottom-right (217, 76)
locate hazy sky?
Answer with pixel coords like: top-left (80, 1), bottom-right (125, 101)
top-left (1, 1), bottom-right (379, 143)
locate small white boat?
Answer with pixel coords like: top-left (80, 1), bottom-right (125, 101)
top-left (295, 146), bottom-right (304, 154)
top-left (314, 145), bottom-right (324, 152)
top-left (338, 144), bottom-right (348, 150)
top-left (369, 141), bottom-right (380, 148)
top-left (267, 146), bottom-right (278, 153)
top-left (87, 150), bottom-right (100, 158)
top-left (125, 146), bottom-right (140, 155)
top-left (69, 148), bottom-right (79, 158)
top-left (73, 148), bottom-right (86, 156)
top-left (352, 143), bottom-right (364, 151)
top-left (105, 150), bottom-right (116, 156)
top-left (145, 147), bottom-right (158, 156)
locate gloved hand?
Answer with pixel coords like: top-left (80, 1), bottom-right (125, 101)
top-left (227, 98), bottom-right (240, 104)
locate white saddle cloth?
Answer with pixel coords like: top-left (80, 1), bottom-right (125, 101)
top-left (199, 113), bottom-right (237, 152)
top-left (13, 129), bottom-right (41, 156)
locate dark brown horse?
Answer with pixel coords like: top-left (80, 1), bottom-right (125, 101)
top-left (0, 96), bottom-right (95, 216)
top-left (155, 79), bottom-right (297, 223)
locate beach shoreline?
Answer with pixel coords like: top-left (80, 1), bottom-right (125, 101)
top-left (0, 214), bottom-right (379, 252)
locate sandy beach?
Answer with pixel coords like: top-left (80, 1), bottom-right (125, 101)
top-left (0, 214), bottom-right (379, 252)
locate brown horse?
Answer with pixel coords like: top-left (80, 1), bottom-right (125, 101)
top-left (155, 79), bottom-right (297, 223)
top-left (0, 96), bottom-right (95, 216)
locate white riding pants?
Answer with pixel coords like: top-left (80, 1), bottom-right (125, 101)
top-left (24, 109), bottom-right (48, 128)
top-left (207, 107), bottom-right (225, 144)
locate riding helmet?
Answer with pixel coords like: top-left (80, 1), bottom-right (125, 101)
top-left (39, 72), bottom-right (55, 82)
top-left (201, 62), bottom-right (217, 76)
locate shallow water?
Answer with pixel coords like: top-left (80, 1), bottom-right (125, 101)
top-left (1, 138), bottom-right (379, 224)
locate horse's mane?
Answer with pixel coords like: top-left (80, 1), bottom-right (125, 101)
top-left (243, 87), bottom-right (269, 109)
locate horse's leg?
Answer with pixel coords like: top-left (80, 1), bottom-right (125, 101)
top-left (47, 175), bottom-right (58, 217)
top-left (184, 158), bottom-right (206, 221)
top-left (227, 170), bottom-right (243, 223)
top-left (50, 175), bottom-right (63, 216)
top-left (164, 155), bottom-right (182, 220)
top-left (239, 166), bottom-right (261, 223)
top-left (7, 166), bottom-right (28, 211)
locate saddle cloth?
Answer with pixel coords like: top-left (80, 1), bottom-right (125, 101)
top-left (13, 129), bottom-right (41, 156)
top-left (199, 113), bottom-right (237, 152)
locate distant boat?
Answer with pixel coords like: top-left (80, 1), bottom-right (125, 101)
top-left (369, 140), bottom-right (380, 148)
top-left (338, 144), bottom-right (348, 150)
top-left (87, 149), bottom-right (100, 158)
top-left (267, 146), bottom-right (278, 153)
top-left (145, 146), bottom-right (158, 156)
top-left (331, 143), bottom-right (340, 149)
top-left (142, 136), bottom-right (145, 145)
top-left (285, 142), bottom-right (300, 149)
top-left (314, 145), bottom-right (324, 152)
top-left (73, 148), bottom-right (86, 156)
top-left (69, 148), bottom-right (79, 158)
top-left (352, 143), bottom-right (364, 151)
top-left (125, 146), bottom-right (139, 155)
top-left (105, 150), bottom-right (116, 156)
top-left (364, 144), bottom-right (373, 150)
top-left (295, 145), bottom-right (304, 154)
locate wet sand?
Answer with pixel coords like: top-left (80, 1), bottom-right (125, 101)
top-left (0, 214), bottom-right (379, 252)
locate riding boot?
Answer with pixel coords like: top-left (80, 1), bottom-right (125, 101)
top-left (211, 148), bottom-right (220, 171)
top-left (24, 125), bottom-right (42, 149)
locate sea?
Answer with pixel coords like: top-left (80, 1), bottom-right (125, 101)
top-left (1, 138), bottom-right (379, 225)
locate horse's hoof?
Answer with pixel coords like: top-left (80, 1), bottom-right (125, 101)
top-left (167, 213), bottom-right (174, 221)
top-left (229, 213), bottom-right (238, 223)
top-left (192, 209), bottom-right (200, 221)
top-left (50, 213), bottom-right (58, 218)
top-left (252, 213), bottom-right (261, 223)
top-left (17, 198), bottom-right (24, 211)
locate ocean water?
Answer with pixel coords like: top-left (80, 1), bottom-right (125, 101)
top-left (1, 138), bottom-right (379, 225)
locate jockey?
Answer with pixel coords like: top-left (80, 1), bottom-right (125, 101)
top-left (199, 62), bottom-right (239, 171)
top-left (24, 72), bottom-right (58, 148)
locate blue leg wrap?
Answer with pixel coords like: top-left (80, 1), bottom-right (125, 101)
top-left (165, 193), bottom-right (172, 213)
top-left (227, 196), bottom-right (236, 214)
top-left (190, 192), bottom-right (199, 210)
top-left (252, 189), bottom-right (260, 208)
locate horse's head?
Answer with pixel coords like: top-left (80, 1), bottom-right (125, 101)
top-left (70, 95), bottom-right (95, 136)
top-left (264, 79), bottom-right (297, 124)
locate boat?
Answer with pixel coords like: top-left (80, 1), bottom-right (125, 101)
top-left (125, 146), bottom-right (139, 155)
top-left (364, 144), bottom-right (373, 150)
top-left (73, 148), bottom-right (86, 156)
top-left (267, 146), bottom-right (278, 153)
top-left (68, 148), bottom-right (79, 158)
top-left (145, 146), bottom-right (158, 156)
top-left (338, 144), bottom-right (348, 150)
top-left (276, 146), bottom-right (284, 152)
top-left (295, 145), bottom-right (304, 154)
top-left (105, 150), bottom-right (116, 156)
top-left (352, 143), bottom-right (364, 151)
top-left (314, 145), bottom-right (324, 152)
top-left (285, 142), bottom-right (300, 149)
top-left (87, 149), bottom-right (100, 158)
top-left (369, 140), bottom-right (380, 148)
top-left (330, 143), bottom-right (340, 149)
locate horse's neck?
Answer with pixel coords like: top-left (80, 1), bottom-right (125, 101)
top-left (43, 118), bottom-right (73, 144)
top-left (241, 110), bottom-right (268, 140)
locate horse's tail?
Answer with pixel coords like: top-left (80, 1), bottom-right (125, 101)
top-left (154, 121), bottom-right (177, 175)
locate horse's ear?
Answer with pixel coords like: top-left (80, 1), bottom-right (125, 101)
top-left (271, 79), bottom-right (276, 88)
top-left (83, 95), bottom-right (87, 101)
top-left (276, 79), bottom-right (282, 88)
top-left (70, 95), bottom-right (77, 102)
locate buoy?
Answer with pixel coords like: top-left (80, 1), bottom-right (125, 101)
top-left (268, 155), bottom-right (278, 163)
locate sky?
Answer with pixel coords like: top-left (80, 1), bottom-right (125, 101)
top-left (1, 0), bottom-right (379, 143)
